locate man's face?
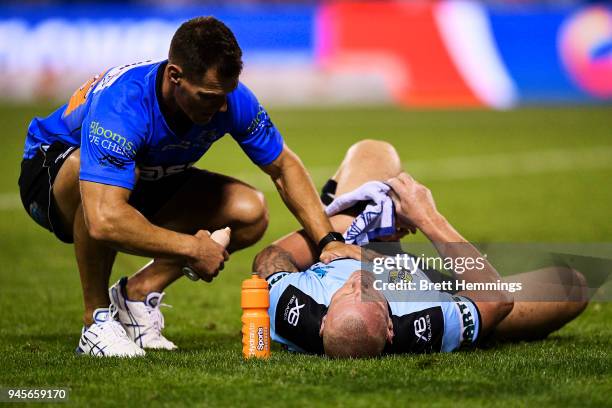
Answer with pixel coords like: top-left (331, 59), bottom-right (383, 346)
top-left (173, 66), bottom-right (239, 125)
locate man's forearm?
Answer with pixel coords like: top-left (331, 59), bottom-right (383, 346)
top-left (86, 201), bottom-right (197, 261)
top-left (253, 245), bottom-right (299, 279)
top-left (419, 214), bottom-right (501, 285)
top-left (270, 150), bottom-right (333, 243)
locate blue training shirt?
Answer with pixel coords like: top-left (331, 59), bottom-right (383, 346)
top-left (23, 60), bottom-right (284, 190)
top-left (267, 258), bottom-right (480, 354)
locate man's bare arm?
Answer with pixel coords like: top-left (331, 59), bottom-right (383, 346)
top-left (252, 245), bottom-right (299, 279)
top-left (260, 145), bottom-right (361, 263)
top-left (387, 173), bottom-right (514, 336)
top-left (80, 180), bottom-right (227, 279)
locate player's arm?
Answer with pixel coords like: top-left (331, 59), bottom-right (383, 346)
top-left (252, 245), bottom-right (299, 279)
top-left (80, 180), bottom-right (197, 257)
top-left (262, 213), bottom-right (355, 270)
top-left (387, 173), bottom-right (514, 336)
top-left (79, 180), bottom-right (228, 281)
top-left (230, 84), bottom-right (359, 263)
top-left (260, 145), bottom-right (361, 263)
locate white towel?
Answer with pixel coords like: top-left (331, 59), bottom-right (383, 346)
top-left (325, 181), bottom-right (396, 245)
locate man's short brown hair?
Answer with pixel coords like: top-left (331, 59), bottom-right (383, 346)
top-left (169, 16), bottom-right (243, 82)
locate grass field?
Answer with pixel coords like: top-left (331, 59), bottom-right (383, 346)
top-left (0, 104), bottom-right (611, 407)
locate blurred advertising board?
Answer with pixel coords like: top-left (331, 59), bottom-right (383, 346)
top-left (0, 2), bottom-right (609, 107)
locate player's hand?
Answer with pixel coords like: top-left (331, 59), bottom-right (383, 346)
top-left (386, 173), bottom-right (440, 231)
top-left (187, 230), bottom-right (230, 282)
top-left (320, 241), bottom-right (362, 264)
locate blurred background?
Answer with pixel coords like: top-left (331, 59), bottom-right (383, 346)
top-left (0, 0), bottom-right (610, 108)
top-left (1, 2), bottom-right (611, 403)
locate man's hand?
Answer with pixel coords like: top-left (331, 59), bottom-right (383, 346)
top-left (320, 241), bottom-right (362, 264)
top-left (186, 230), bottom-right (230, 282)
top-left (386, 173), bottom-right (442, 232)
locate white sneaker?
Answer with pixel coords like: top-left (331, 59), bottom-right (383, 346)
top-left (109, 277), bottom-right (177, 350)
top-left (76, 307), bottom-right (145, 357)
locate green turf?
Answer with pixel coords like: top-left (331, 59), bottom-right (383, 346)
top-left (0, 104), bottom-right (611, 407)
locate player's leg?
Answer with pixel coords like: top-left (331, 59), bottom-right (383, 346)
top-left (492, 266), bottom-right (589, 341)
top-left (73, 204), bottom-right (117, 323)
top-left (21, 147), bottom-right (141, 356)
top-left (51, 149), bottom-right (119, 326)
top-left (122, 169), bottom-right (268, 300)
top-left (149, 170), bottom-right (268, 253)
top-left (332, 139), bottom-right (402, 196)
top-left (275, 139), bottom-right (403, 268)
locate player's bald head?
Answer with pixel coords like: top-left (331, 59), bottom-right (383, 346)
top-left (321, 271), bottom-right (392, 358)
top-left (321, 303), bottom-right (389, 358)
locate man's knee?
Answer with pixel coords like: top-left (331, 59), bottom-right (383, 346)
top-left (227, 187), bottom-right (268, 248)
top-left (564, 268), bottom-right (589, 314)
top-left (229, 188), bottom-right (267, 224)
top-left (347, 139), bottom-right (399, 161)
top-left (336, 139), bottom-right (402, 187)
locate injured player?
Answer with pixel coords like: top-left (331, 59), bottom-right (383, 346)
top-left (252, 140), bottom-right (589, 358)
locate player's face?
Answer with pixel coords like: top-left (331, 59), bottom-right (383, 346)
top-left (175, 68), bottom-right (238, 125)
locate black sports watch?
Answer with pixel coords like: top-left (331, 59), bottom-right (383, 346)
top-left (317, 232), bottom-right (345, 252)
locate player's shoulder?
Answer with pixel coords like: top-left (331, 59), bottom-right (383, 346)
top-left (228, 81), bottom-right (256, 103)
top-left (91, 60), bottom-right (161, 108)
top-left (96, 60), bottom-right (160, 90)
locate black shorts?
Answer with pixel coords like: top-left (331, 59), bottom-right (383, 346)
top-left (18, 141), bottom-right (196, 244)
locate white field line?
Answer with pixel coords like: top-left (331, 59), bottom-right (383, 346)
top-left (235, 145), bottom-right (612, 191)
top-left (1, 146), bottom-right (611, 210)
top-left (0, 193), bottom-right (21, 211)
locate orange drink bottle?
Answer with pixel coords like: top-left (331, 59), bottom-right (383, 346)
top-left (241, 273), bottom-right (271, 359)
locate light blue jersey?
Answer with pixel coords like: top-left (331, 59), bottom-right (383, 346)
top-left (267, 258), bottom-right (480, 354)
top-left (23, 60), bottom-right (283, 190)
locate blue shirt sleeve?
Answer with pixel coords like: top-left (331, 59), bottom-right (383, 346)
top-left (228, 83), bottom-right (284, 166)
top-left (79, 85), bottom-right (147, 190)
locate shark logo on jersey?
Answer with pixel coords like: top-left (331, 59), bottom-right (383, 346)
top-left (311, 266), bottom-right (331, 278)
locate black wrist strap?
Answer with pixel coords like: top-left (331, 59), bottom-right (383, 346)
top-left (317, 232), bottom-right (345, 252)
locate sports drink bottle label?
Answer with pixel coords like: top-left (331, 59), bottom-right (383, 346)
top-left (242, 313), bottom-right (270, 358)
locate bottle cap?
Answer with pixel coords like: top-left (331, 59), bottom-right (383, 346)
top-left (241, 275), bottom-right (269, 308)
top-left (242, 274), bottom-right (268, 290)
